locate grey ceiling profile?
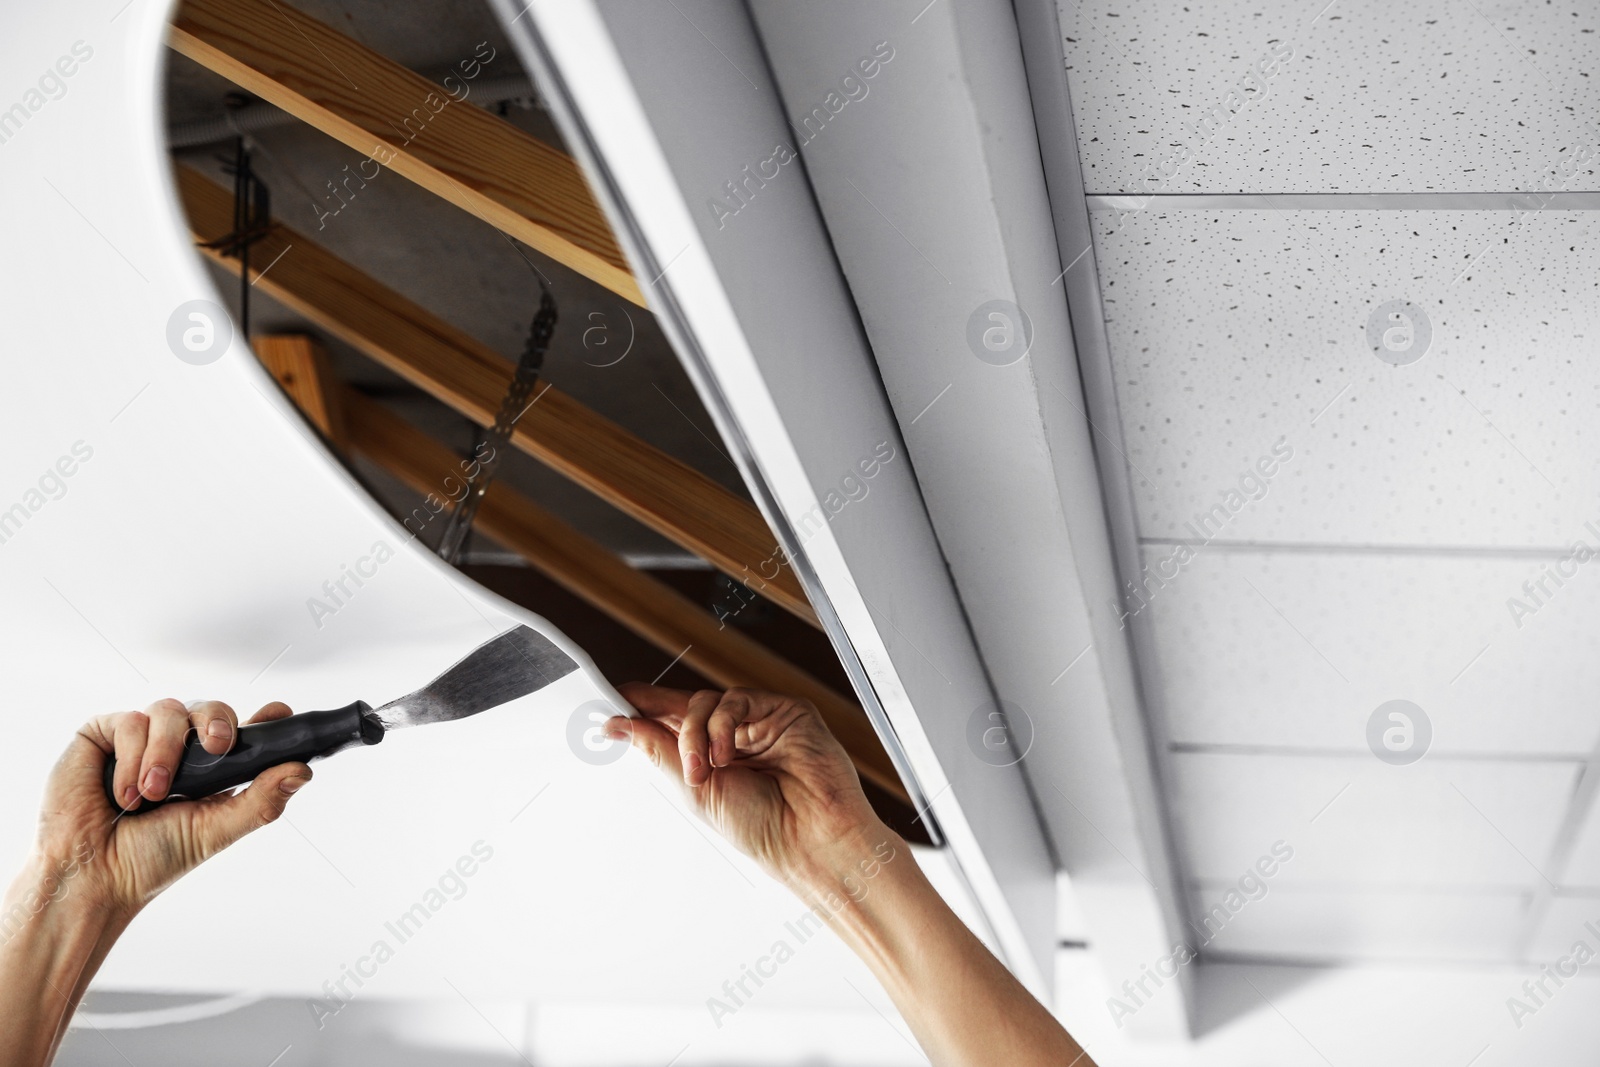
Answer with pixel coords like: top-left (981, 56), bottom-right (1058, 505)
top-left (746, 0), bottom-right (1195, 1038)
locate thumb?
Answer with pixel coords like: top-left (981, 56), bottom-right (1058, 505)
top-left (193, 762), bottom-right (312, 856)
top-left (608, 717), bottom-right (684, 781)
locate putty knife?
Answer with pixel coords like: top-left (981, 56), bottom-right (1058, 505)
top-left (103, 625), bottom-right (580, 812)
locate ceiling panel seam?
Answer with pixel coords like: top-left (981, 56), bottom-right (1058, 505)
top-left (1512, 735), bottom-right (1600, 959)
top-left (1086, 193), bottom-right (1600, 210)
top-left (1170, 743), bottom-right (1590, 764)
top-left (1140, 538), bottom-right (1600, 561)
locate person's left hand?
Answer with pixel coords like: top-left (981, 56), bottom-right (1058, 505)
top-left (31, 698), bottom-right (312, 921)
top-left (605, 685), bottom-right (886, 889)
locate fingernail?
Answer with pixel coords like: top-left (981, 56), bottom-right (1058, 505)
top-left (142, 765), bottom-right (169, 797)
top-left (605, 727), bottom-right (628, 741)
top-left (207, 719), bottom-right (232, 742)
top-left (122, 785), bottom-right (139, 808)
top-left (685, 752), bottom-right (703, 782)
top-left (279, 776), bottom-right (309, 797)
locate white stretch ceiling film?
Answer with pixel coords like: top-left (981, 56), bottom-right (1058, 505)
top-left (1059, 0), bottom-right (1600, 968)
top-left (1062, 0), bottom-right (1600, 195)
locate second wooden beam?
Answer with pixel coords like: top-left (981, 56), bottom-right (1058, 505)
top-left (179, 166), bottom-right (819, 629)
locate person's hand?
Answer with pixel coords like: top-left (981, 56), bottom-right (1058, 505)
top-left (0, 701), bottom-right (311, 1067)
top-left (607, 685), bottom-right (889, 887)
top-left (33, 698), bottom-right (312, 921)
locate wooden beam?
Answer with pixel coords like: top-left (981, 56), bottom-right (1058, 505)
top-left (314, 374), bottom-right (906, 801)
top-left (170, 0), bottom-right (644, 306)
top-left (254, 335), bottom-right (345, 443)
top-left (257, 333), bottom-right (906, 798)
top-left (178, 165), bottom-right (818, 628)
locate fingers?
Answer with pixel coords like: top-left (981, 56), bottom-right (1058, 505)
top-left (604, 716), bottom-right (684, 781)
top-left (192, 761), bottom-right (312, 857)
top-left (77, 714), bottom-right (120, 757)
top-left (187, 700), bottom-right (238, 757)
top-left (707, 689), bottom-right (755, 769)
top-left (110, 711), bottom-right (151, 810)
top-left (70, 715), bottom-right (126, 813)
top-left (678, 690), bottom-right (725, 786)
top-left (245, 701), bottom-right (293, 726)
top-left (98, 700), bottom-right (293, 809)
top-left (616, 683), bottom-right (692, 727)
top-left (615, 686), bottom-right (789, 783)
top-left (137, 699), bottom-right (196, 803)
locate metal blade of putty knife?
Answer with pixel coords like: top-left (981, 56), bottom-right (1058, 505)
top-left (370, 624), bottom-right (580, 731)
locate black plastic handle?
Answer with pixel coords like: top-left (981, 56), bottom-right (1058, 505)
top-left (102, 701), bottom-right (384, 813)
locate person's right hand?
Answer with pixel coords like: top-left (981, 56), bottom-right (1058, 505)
top-left (0, 700), bottom-right (313, 1067)
top-left (607, 685), bottom-right (891, 887)
top-left (33, 698), bottom-right (312, 922)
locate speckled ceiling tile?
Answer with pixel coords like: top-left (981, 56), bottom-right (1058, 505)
top-left (1190, 885), bottom-right (1528, 962)
top-left (1096, 206), bottom-right (1600, 546)
top-left (1137, 547), bottom-right (1600, 754)
top-left (1166, 750), bottom-right (1576, 886)
top-left (1060, 0), bottom-right (1600, 193)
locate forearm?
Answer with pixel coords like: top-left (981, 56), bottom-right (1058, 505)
top-left (0, 855), bottom-right (127, 1067)
top-left (788, 823), bottom-right (1092, 1067)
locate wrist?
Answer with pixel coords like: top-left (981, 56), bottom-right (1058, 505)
top-left (784, 818), bottom-right (905, 902)
top-left (780, 821), bottom-right (932, 1000)
top-left (4, 848), bottom-right (122, 944)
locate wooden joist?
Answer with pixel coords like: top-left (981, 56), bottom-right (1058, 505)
top-left (179, 0), bottom-right (895, 792)
top-left (170, 0), bottom-right (644, 306)
top-left (254, 335), bottom-right (345, 443)
top-left (255, 339), bottom-right (900, 790)
top-left (180, 166), bottom-right (818, 628)
top-left (299, 368), bottom-right (907, 802)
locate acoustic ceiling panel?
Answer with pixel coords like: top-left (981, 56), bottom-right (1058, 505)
top-left (1552, 797), bottom-right (1600, 888)
top-left (1096, 207), bottom-right (1600, 547)
top-left (1061, 0), bottom-right (1600, 195)
top-left (1188, 885), bottom-right (1529, 962)
top-left (1525, 895), bottom-right (1600, 960)
top-left (1140, 548), bottom-right (1600, 755)
top-left (1046, 0), bottom-right (1600, 973)
top-left (1167, 752), bottom-right (1576, 888)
